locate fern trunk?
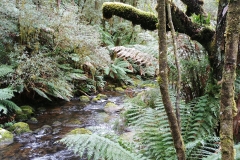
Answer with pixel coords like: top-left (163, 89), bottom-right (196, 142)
top-left (220, 1), bottom-right (240, 159)
top-left (157, 0), bottom-right (186, 159)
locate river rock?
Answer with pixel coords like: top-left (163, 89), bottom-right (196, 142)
top-left (92, 93), bottom-right (108, 102)
top-left (0, 128), bottom-right (13, 146)
top-left (104, 102), bottom-right (123, 113)
top-left (9, 122), bottom-right (31, 135)
top-left (34, 125), bottom-right (52, 135)
top-left (52, 121), bottom-right (62, 127)
top-left (27, 117), bottom-right (38, 124)
top-left (79, 95), bottom-right (90, 102)
top-left (115, 87), bottom-right (125, 93)
top-left (67, 128), bottom-right (92, 135)
top-left (65, 119), bottom-right (82, 127)
top-left (16, 105), bottom-right (35, 121)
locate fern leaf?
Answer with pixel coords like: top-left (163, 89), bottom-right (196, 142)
top-left (0, 88), bottom-right (15, 100)
top-left (32, 87), bottom-right (52, 101)
top-left (0, 65), bottom-right (14, 77)
top-left (60, 134), bottom-right (142, 160)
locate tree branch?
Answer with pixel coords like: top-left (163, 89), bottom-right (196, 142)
top-left (102, 2), bottom-right (215, 51)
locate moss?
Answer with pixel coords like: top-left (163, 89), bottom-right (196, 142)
top-left (115, 87), bottom-right (125, 93)
top-left (9, 122), bottom-right (31, 135)
top-left (20, 105), bottom-right (34, 115)
top-left (28, 117), bottom-right (38, 123)
top-left (102, 2), bottom-right (157, 30)
top-left (96, 93), bottom-right (108, 100)
top-left (79, 95), bottom-right (90, 102)
top-left (67, 128), bottom-right (92, 135)
top-left (16, 105), bottom-right (35, 121)
top-left (104, 102), bottom-right (123, 113)
top-left (0, 128), bottom-right (14, 146)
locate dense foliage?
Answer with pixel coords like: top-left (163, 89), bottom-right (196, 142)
top-left (1, 0), bottom-right (238, 160)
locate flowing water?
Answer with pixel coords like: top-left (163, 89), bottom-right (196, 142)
top-left (0, 92), bottom-right (125, 160)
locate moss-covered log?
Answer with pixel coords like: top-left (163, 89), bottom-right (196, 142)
top-left (102, 2), bottom-right (158, 30)
top-left (102, 2), bottom-right (215, 51)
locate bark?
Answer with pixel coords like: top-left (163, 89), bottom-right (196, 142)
top-left (102, 2), bottom-right (215, 53)
top-left (220, 0), bottom-right (240, 159)
top-left (157, 0), bottom-right (186, 159)
top-left (166, 0), bottom-right (181, 129)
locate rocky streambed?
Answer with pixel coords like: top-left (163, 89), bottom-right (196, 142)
top-left (0, 92), bottom-right (127, 160)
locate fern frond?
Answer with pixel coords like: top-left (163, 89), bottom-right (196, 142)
top-left (32, 87), bottom-right (52, 101)
top-left (0, 65), bottom-right (13, 77)
top-left (0, 88), bottom-right (15, 100)
top-left (0, 99), bottom-right (21, 114)
top-left (60, 134), bottom-right (143, 160)
top-left (112, 46), bottom-right (157, 67)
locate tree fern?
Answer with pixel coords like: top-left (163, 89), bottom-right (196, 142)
top-left (60, 134), bottom-right (143, 160)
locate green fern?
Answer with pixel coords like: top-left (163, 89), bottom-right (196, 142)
top-left (0, 88), bottom-right (21, 114)
top-left (0, 65), bottom-right (13, 77)
top-left (60, 134), bottom-right (143, 160)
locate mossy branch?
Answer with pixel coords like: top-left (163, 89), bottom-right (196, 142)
top-left (102, 2), bottom-right (158, 30)
top-left (102, 2), bottom-right (215, 51)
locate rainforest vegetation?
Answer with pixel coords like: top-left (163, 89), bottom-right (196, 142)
top-left (0, 0), bottom-right (240, 160)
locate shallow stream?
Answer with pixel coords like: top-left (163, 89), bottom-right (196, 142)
top-left (0, 92), bottom-right (125, 160)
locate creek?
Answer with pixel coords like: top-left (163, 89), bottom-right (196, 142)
top-left (0, 92), bottom-right (125, 160)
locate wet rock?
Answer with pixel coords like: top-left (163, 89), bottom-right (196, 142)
top-left (34, 125), bottom-right (52, 135)
top-left (79, 95), bottom-right (90, 102)
top-left (52, 121), bottom-right (62, 127)
top-left (9, 122), bottom-right (31, 135)
top-left (92, 93), bottom-right (108, 103)
top-left (115, 87), bottom-right (125, 93)
top-left (67, 128), bottom-right (92, 135)
top-left (27, 117), bottom-right (38, 124)
top-left (52, 128), bottom-right (61, 135)
top-left (104, 102), bottom-right (123, 113)
top-left (65, 119), bottom-right (82, 127)
top-left (15, 105), bottom-right (35, 121)
top-left (15, 132), bottom-right (36, 143)
top-left (96, 93), bottom-right (108, 100)
top-left (0, 128), bottom-right (13, 146)
top-left (105, 84), bottom-right (115, 91)
top-left (37, 107), bottom-right (46, 113)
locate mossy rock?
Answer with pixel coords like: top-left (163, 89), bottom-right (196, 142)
top-left (96, 93), bottom-right (108, 100)
top-left (105, 84), bottom-right (115, 91)
top-left (92, 97), bottom-right (99, 103)
top-left (67, 128), bottom-right (92, 135)
top-left (115, 87), bottom-right (125, 93)
top-left (16, 105), bottom-right (35, 121)
top-left (79, 95), bottom-right (90, 102)
top-left (20, 105), bottom-right (35, 115)
top-left (0, 128), bottom-right (14, 146)
top-left (9, 122), bottom-right (31, 135)
top-left (27, 117), bottom-right (38, 124)
top-left (65, 119), bottom-right (82, 127)
top-left (104, 102), bottom-right (123, 113)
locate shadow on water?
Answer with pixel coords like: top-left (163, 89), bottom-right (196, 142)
top-left (0, 93), bottom-right (125, 160)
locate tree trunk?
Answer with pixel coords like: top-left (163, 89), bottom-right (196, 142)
top-left (157, 0), bottom-right (186, 159)
top-left (166, 0), bottom-right (181, 130)
top-left (220, 1), bottom-right (240, 159)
